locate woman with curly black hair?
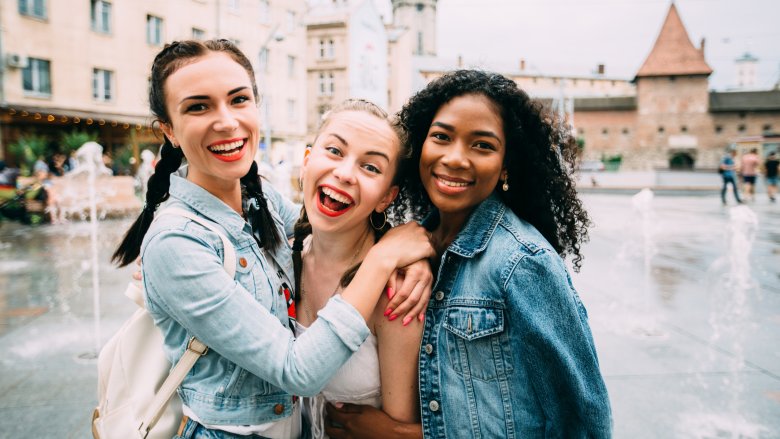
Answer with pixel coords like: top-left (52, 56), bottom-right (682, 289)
top-left (326, 70), bottom-right (612, 438)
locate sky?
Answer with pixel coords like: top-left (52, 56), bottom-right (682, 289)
top-left (373, 0), bottom-right (780, 90)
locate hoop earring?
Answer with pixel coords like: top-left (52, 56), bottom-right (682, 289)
top-left (502, 175), bottom-right (509, 192)
top-left (370, 210), bottom-right (387, 230)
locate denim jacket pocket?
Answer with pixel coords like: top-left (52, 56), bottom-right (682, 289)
top-left (233, 245), bottom-right (273, 310)
top-left (443, 305), bottom-right (513, 381)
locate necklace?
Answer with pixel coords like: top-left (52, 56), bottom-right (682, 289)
top-left (299, 228), bottom-right (372, 323)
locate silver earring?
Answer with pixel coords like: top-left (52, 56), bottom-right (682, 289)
top-left (502, 175), bottom-right (509, 192)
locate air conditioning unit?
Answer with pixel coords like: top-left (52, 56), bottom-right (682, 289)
top-left (6, 53), bottom-right (29, 69)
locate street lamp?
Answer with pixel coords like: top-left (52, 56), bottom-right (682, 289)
top-left (258, 25), bottom-right (284, 164)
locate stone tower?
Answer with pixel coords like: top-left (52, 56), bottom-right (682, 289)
top-left (391, 0), bottom-right (438, 56)
top-left (633, 2), bottom-right (714, 169)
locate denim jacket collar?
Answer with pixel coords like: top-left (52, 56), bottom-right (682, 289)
top-left (423, 192), bottom-right (505, 258)
top-left (167, 175), bottom-right (248, 241)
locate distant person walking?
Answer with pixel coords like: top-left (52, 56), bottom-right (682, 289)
top-left (765, 151), bottom-right (779, 202)
top-left (739, 148), bottom-right (760, 201)
top-left (720, 149), bottom-right (742, 205)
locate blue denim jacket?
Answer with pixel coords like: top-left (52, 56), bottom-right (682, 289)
top-left (141, 176), bottom-right (369, 426)
top-left (419, 193), bottom-right (612, 438)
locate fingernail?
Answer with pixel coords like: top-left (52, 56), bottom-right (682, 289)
top-left (387, 287), bottom-right (394, 300)
top-left (402, 316), bottom-right (412, 326)
top-left (333, 402), bottom-right (344, 408)
top-left (389, 314), bottom-right (398, 321)
top-left (418, 314), bottom-right (425, 322)
top-left (384, 308), bottom-right (393, 316)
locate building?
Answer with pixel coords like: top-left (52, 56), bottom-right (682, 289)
top-left (305, 0), bottom-right (388, 139)
top-left (573, 3), bottom-right (780, 169)
top-left (0, 0), bottom-right (308, 170)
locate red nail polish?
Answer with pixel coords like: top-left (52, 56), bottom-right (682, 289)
top-left (418, 314), bottom-right (425, 322)
top-left (387, 287), bottom-right (394, 300)
top-left (402, 316), bottom-right (412, 326)
top-left (389, 314), bottom-right (398, 321)
top-left (384, 308), bottom-right (392, 316)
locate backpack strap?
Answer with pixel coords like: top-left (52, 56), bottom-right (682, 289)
top-left (136, 206), bottom-right (236, 438)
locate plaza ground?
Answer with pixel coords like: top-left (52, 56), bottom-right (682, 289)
top-left (0, 192), bottom-right (778, 438)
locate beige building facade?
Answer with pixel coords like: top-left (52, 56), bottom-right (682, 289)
top-left (0, 0), bottom-right (308, 167)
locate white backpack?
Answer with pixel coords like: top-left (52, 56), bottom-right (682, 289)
top-left (92, 208), bottom-right (236, 439)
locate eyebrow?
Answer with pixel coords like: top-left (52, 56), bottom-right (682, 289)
top-left (325, 133), bottom-right (391, 161)
top-left (431, 121), bottom-right (502, 143)
top-left (179, 86), bottom-right (249, 104)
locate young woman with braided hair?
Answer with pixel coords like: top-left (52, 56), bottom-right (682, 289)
top-left (112, 40), bottom-right (433, 439)
top-left (290, 99), bottom-right (429, 438)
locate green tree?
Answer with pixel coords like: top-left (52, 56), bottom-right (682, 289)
top-left (8, 134), bottom-right (49, 175)
top-left (60, 130), bottom-right (99, 155)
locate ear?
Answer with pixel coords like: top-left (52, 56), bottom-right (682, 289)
top-left (299, 146), bottom-right (311, 181)
top-left (159, 122), bottom-right (178, 147)
top-left (500, 168), bottom-right (508, 181)
top-left (376, 185), bottom-right (400, 213)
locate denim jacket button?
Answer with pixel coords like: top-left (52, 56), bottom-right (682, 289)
top-left (239, 257), bottom-right (248, 268)
top-left (424, 344), bottom-right (434, 355)
top-left (273, 403), bottom-right (284, 415)
top-left (434, 291), bottom-right (444, 301)
top-left (429, 400), bottom-right (440, 412)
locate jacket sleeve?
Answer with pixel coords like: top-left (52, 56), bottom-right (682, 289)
top-left (142, 226), bottom-right (368, 397)
top-left (505, 249), bottom-right (612, 438)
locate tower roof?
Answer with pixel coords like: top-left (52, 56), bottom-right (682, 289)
top-left (635, 3), bottom-right (712, 79)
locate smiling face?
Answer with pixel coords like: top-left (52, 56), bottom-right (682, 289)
top-left (159, 51), bottom-right (259, 193)
top-left (301, 110), bottom-right (400, 233)
top-left (420, 93), bottom-right (507, 219)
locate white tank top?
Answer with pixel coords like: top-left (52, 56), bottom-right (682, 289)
top-left (293, 320), bottom-right (381, 439)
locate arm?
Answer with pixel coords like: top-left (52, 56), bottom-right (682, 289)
top-left (507, 250), bottom-right (612, 437)
top-left (374, 294), bottom-right (423, 423)
top-left (325, 403), bottom-right (422, 439)
top-left (142, 223), bottom-right (432, 396)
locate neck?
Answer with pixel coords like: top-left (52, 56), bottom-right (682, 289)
top-left (308, 223), bottom-right (373, 266)
top-left (433, 209), bottom-right (471, 254)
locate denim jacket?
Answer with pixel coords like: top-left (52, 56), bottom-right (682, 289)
top-left (141, 176), bottom-right (369, 426)
top-left (419, 193), bottom-right (612, 438)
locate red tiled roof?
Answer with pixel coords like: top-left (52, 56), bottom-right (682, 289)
top-left (635, 3), bottom-right (713, 78)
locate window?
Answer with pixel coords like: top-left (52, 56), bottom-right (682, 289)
top-left (328, 72), bottom-right (334, 95)
top-left (259, 48), bottom-right (269, 73)
top-left (192, 27), bottom-right (205, 40)
top-left (93, 68), bottom-right (113, 101)
top-left (601, 128), bottom-right (608, 135)
top-left (417, 32), bottom-right (423, 55)
top-left (319, 72), bottom-right (334, 96)
top-left (22, 58), bottom-right (51, 95)
top-left (319, 40), bottom-right (325, 59)
top-left (738, 124), bottom-right (746, 133)
top-left (91, 0), bottom-right (111, 33)
top-left (286, 10), bottom-right (296, 32)
top-left (327, 39), bottom-right (335, 58)
top-left (287, 99), bottom-right (296, 121)
top-left (258, 0), bottom-right (269, 23)
top-left (681, 125), bottom-right (688, 133)
top-left (622, 128), bottom-right (629, 135)
top-left (18, 0), bottom-right (46, 18)
top-left (318, 73), bottom-right (326, 95)
top-left (287, 55), bottom-right (296, 78)
top-left (658, 126), bottom-right (665, 134)
top-left (146, 15), bottom-right (163, 46)
top-left (763, 124), bottom-right (772, 132)
top-left (715, 125), bottom-right (723, 134)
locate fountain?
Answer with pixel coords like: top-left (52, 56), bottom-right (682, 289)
top-left (676, 205), bottom-right (768, 438)
top-left (136, 149), bottom-right (156, 199)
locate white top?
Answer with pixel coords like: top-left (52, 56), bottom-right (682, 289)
top-left (182, 403), bottom-right (301, 438)
top-left (293, 320), bottom-right (382, 439)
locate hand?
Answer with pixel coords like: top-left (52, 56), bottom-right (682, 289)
top-left (132, 257), bottom-right (142, 281)
top-left (324, 403), bottom-right (422, 439)
top-left (371, 222), bottom-right (434, 270)
top-left (385, 259), bottom-right (432, 324)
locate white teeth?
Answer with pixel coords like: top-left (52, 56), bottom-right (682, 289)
top-left (438, 178), bottom-right (469, 187)
top-left (208, 139), bottom-right (244, 152)
top-left (321, 187), bottom-right (352, 204)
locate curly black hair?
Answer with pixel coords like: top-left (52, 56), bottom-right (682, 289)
top-left (394, 69), bottom-right (590, 270)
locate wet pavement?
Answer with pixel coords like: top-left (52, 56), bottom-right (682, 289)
top-left (0, 193), bottom-right (778, 438)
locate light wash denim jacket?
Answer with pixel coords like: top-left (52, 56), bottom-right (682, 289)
top-left (419, 193), bottom-right (612, 438)
top-left (141, 176), bottom-right (369, 426)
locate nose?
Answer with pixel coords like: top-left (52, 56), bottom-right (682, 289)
top-left (332, 159), bottom-right (357, 185)
top-left (213, 105), bottom-right (239, 132)
top-left (440, 142), bottom-right (469, 169)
